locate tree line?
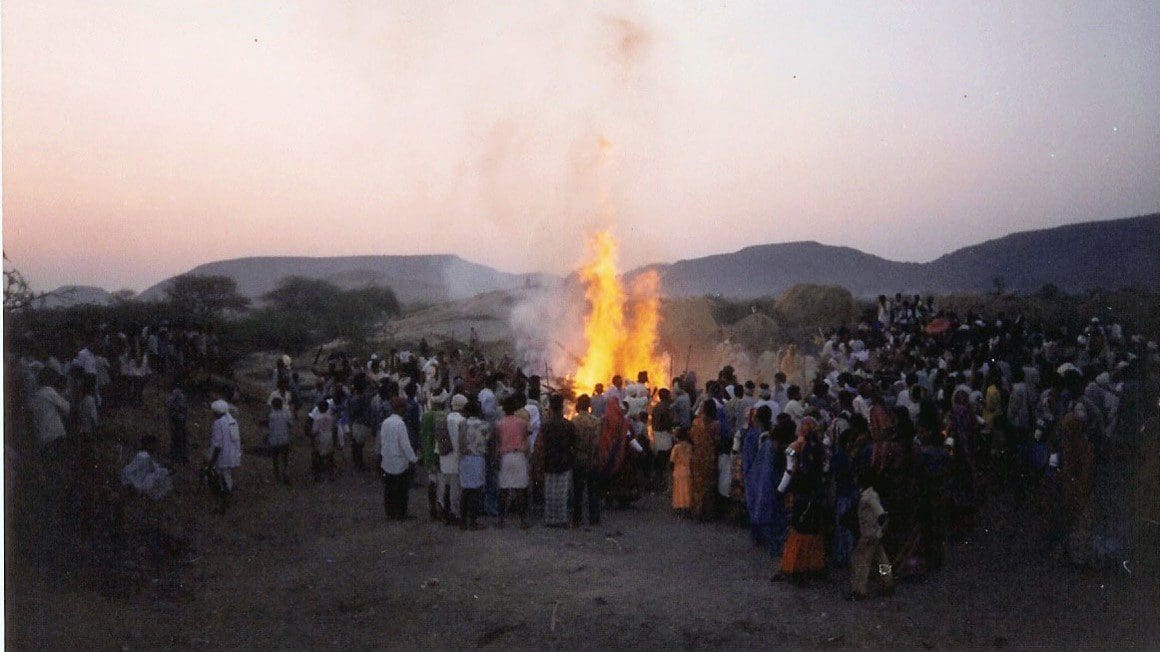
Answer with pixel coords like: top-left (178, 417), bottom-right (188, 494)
top-left (4, 268), bottom-right (401, 367)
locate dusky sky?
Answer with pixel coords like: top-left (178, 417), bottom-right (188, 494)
top-left (4, 1), bottom-right (1159, 291)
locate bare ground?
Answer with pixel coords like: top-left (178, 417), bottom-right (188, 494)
top-left (6, 394), bottom-right (1158, 649)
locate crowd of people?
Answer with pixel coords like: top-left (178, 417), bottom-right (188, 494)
top-left (15, 323), bottom-right (221, 470)
top-left (681, 296), bottom-right (1155, 598)
top-left (11, 296), bottom-right (1157, 601)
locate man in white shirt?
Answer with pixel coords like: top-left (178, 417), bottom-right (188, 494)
top-left (605, 375), bottom-right (625, 404)
top-left (589, 383), bottom-right (608, 419)
top-left (379, 397), bottom-right (417, 520)
top-left (441, 394), bottom-right (467, 523)
top-left (772, 373), bottom-right (790, 409)
top-left (754, 383), bottom-right (779, 418)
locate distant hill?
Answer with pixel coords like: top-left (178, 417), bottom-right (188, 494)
top-left (921, 214), bottom-right (1160, 294)
top-left (629, 242), bottom-right (923, 298)
top-left (139, 255), bottom-right (550, 305)
top-left (631, 214), bottom-right (1160, 298)
top-left (128, 214), bottom-right (1160, 305)
top-left (34, 285), bottom-right (115, 309)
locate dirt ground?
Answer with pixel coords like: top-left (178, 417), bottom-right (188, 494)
top-left (6, 393), bottom-right (1158, 649)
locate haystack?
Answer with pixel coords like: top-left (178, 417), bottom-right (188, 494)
top-left (773, 284), bottom-right (858, 329)
top-left (729, 312), bottom-right (785, 353)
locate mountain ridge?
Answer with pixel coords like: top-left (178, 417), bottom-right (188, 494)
top-left (138, 254), bottom-right (548, 305)
top-left (630, 213), bottom-right (1159, 298)
top-left (65, 213), bottom-right (1159, 308)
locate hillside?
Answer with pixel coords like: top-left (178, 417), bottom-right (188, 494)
top-left (130, 214), bottom-right (1159, 304)
top-left (139, 255), bottom-right (549, 305)
top-left (633, 213), bottom-right (1160, 298)
top-left (34, 285), bottom-right (115, 309)
top-left (631, 242), bottom-right (922, 298)
top-left (921, 214), bottom-right (1160, 294)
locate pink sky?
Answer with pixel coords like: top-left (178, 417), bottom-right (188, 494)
top-left (4, 1), bottom-right (1159, 292)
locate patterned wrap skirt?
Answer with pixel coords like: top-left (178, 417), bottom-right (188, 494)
top-left (543, 470), bottom-right (572, 524)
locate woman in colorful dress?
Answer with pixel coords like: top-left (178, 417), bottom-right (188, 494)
top-left (690, 400), bottom-right (721, 521)
top-left (774, 416), bottom-right (828, 583)
top-left (669, 429), bottom-right (693, 516)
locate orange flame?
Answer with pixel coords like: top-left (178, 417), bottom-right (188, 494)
top-left (572, 230), bottom-right (666, 394)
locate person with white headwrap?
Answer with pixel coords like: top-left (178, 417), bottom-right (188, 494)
top-left (206, 399), bottom-right (242, 513)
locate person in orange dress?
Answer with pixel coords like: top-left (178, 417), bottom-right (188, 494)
top-left (670, 430), bottom-right (693, 516)
top-left (774, 416), bottom-right (828, 583)
top-left (690, 401), bottom-right (720, 520)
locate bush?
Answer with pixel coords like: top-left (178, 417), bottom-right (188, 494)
top-left (225, 277), bottom-right (402, 354)
top-left (224, 307), bottom-right (318, 356)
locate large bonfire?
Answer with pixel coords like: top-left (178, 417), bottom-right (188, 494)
top-left (570, 229), bottom-right (667, 393)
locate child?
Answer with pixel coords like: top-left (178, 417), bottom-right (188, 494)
top-left (267, 397), bottom-right (292, 484)
top-left (670, 428), bottom-right (693, 517)
top-left (849, 470), bottom-right (893, 600)
top-left (310, 399), bottom-right (337, 482)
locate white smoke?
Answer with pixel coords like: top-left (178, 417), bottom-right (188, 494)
top-left (508, 277), bottom-right (588, 378)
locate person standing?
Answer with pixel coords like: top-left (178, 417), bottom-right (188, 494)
top-left (774, 417), bottom-right (827, 583)
top-left (672, 380), bottom-right (693, 431)
top-left (651, 389), bottom-right (676, 491)
top-left (348, 375), bottom-right (376, 472)
top-left (590, 383), bottom-right (608, 420)
top-left (165, 377), bottom-right (190, 464)
top-left (1058, 410), bottom-right (1095, 563)
top-left (570, 394), bottom-right (603, 527)
top-left (457, 399), bottom-right (490, 529)
top-left (420, 394), bottom-right (448, 519)
top-left (440, 394), bottom-right (467, 525)
top-left (849, 471), bottom-right (893, 600)
top-left (1007, 366), bottom-right (1033, 487)
top-left (690, 401), bottom-right (720, 520)
top-left (266, 396), bottom-right (292, 484)
top-left (75, 376), bottom-right (100, 440)
top-left (207, 399), bottom-right (242, 514)
top-left (31, 369), bottom-right (70, 464)
top-left (379, 397), bottom-right (417, 521)
top-left (539, 394), bottom-right (576, 526)
top-left (745, 406), bottom-right (787, 559)
top-left (495, 395), bottom-right (531, 528)
top-left (310, 400), bottom-right (337, 483)
top-left (523, 387), bottom-right (544, 518)
top-left (670, 430), bottom-right (693, 516)
top-left (403, 383), bottom-right (422, 486)
top-left (478, 376), bottom-right (499, 423)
